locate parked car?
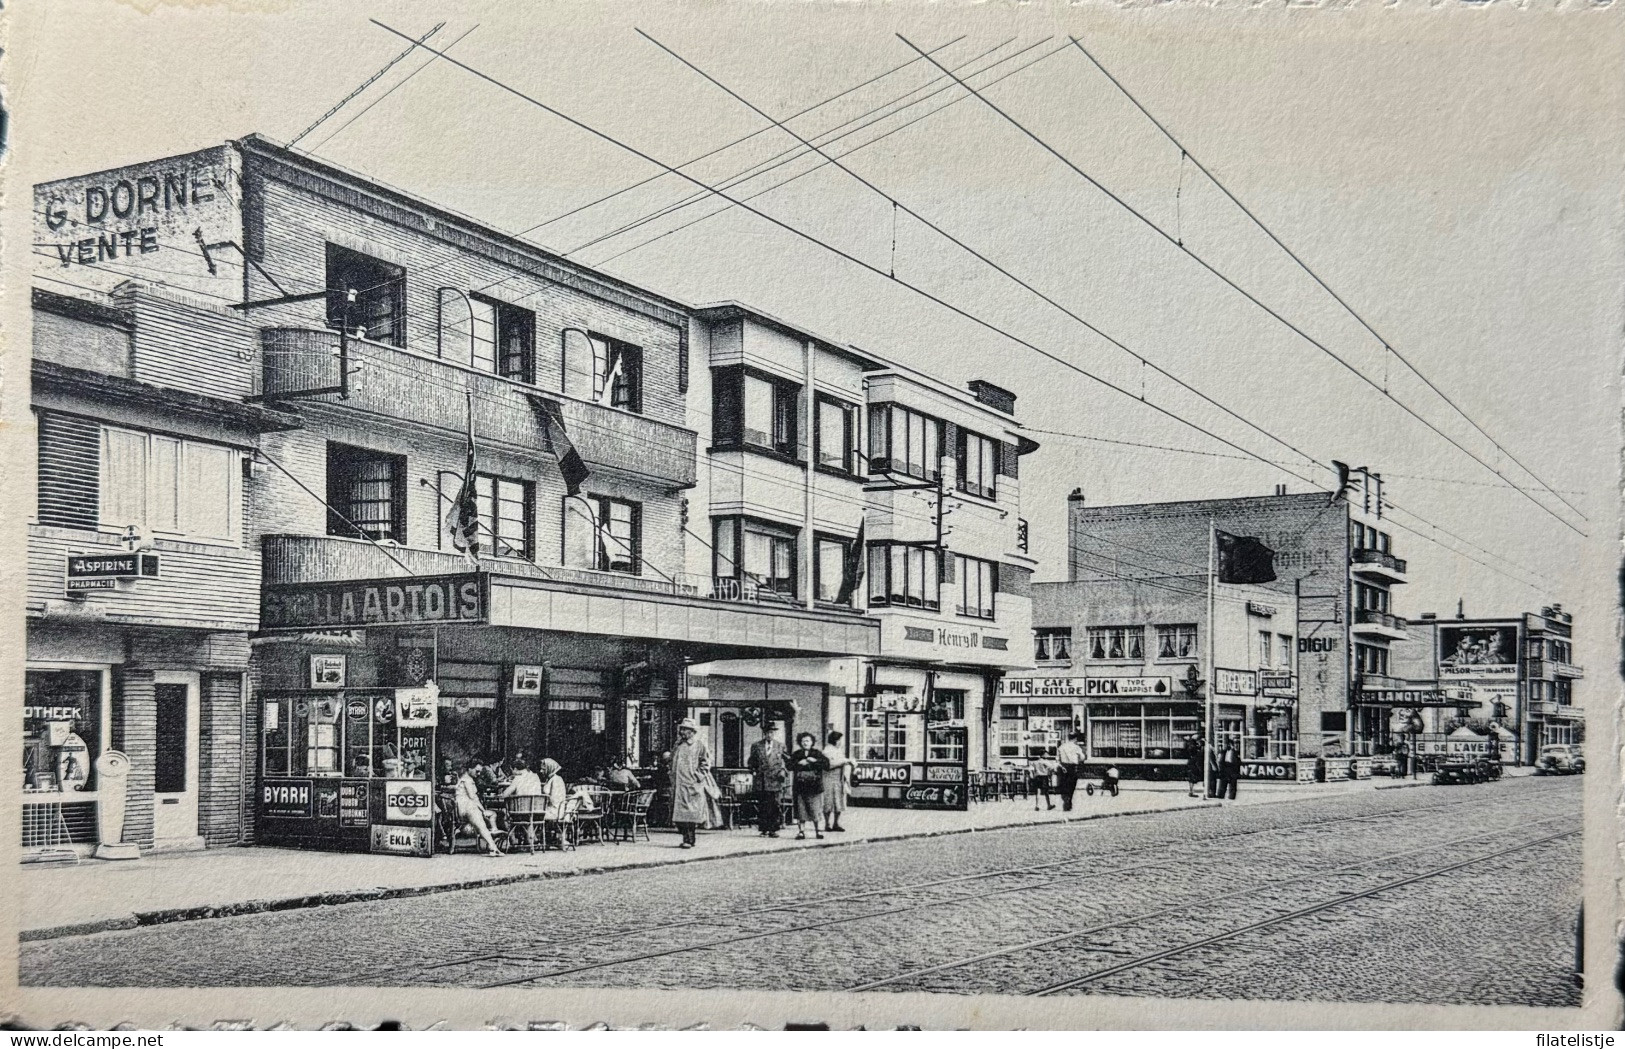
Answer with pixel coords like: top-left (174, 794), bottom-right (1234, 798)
top-left (1535, 744), bottom-right (1585, 775)
top-left (1368, 753), bottom-right (1401, 778)
top-left (1432, 757), bottom-right (1485, 785)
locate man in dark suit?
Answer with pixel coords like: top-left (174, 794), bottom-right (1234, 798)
top-left (748, 723), bottom-right (789, 837)
top-left (1217, 739), bottom-right (1242, 800)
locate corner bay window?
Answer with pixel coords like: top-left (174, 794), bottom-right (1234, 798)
top-left (590, 495), bottom-right (641, 574)
top-left (867, 542), bottom-right (940, 611)
top-left (327, 443), bottom-right (406, 543)
top-left (868, 403), bottom-right (941, 481)
top-left (956, 429), bottom-right (996, 500)
top-left (1089, 625), bottom-right (1144, 661)
top-left (713, 367), bottom-right (798, 457)
top-left (1355, 642), bottom-right (1389, 676)
top-left (1155, 624), bottom-right (1198, 660)
top-left (326, 243), bottom-right (404, 347)
top-left (1035, 628), bottom-right (1073, 662)
top-left (951, 553), bottom-right (997, 620)
top-left (714, 516), bottom-right (797, 600)
top-left (101, 425), bottom-right (241, 544)
top-left (815, 395), bottom-right (859, 474)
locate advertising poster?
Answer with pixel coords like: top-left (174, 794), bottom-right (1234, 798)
top-left (1438, 625), bottom-right (1518, 678)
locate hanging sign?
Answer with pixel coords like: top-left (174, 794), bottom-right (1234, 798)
top-left (1213, 669), bottom-right (1257, 696)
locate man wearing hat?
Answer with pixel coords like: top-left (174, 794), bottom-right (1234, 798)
top-left (670, 717), bottom-right (713, 849)
top-left (748, 722), bottom-right (789, 837)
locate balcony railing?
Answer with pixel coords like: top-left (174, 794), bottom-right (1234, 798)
top-left (1351, 548), bottom-right (1408, 579)
top-left (256, 327), bottom-right (697, 488)
top-left (1353, 609), bottom-right (1408, 636)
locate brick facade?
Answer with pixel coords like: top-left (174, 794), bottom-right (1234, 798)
top-left (113, 668), bottom-right (157, 848)
top-left (198, 672), bottom-right (246, 846)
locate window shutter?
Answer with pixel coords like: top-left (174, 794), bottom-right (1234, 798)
top-left (997, 440), bottom-right (1020, 479)
top-left (562, 329), bottom-right (595, 400)
top-left (36, 411), bottom-right (100, 529)
top-left (436, 288), bottom-right (473, 366)
top-left (678, 326), bottom-right (690, 394)
top-left (713, 367), bottom-right (742, 445)
top-left (940, 550), bottom-right (957, 584)
top-left (561, 495), bottom-right (597, 569)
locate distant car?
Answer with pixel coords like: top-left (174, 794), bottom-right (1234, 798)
top-left (1432, 757), bottom-right (1485, 785)
top-left (1535, 744), bottom-right (1585, 775)
top-left (1368, 754), bottom-right (1401, 778)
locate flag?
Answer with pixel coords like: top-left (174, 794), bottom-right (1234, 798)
top-left (445, 391), bottom-right (480, 560)
top-left (1330, 460), bottom-right (1355, 506)
top-left (527, 395), bottom-right (590, 497)
top-left (835, 521), bottom-right (866, 605)
top-left (1216, 530), bottom-right (1275, 584)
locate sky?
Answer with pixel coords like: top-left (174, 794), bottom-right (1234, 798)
top-left (10, 1), bottom-right (1621, 675)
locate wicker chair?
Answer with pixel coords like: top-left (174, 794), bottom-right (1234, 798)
top-left (541, 796), bottom-right (583, 851)
top-left (574, 789), bottom-right (609, 844)
top-left (614, 789), bottom-right (655, 843)
top-left (505, 794), bottom-right (547, 853)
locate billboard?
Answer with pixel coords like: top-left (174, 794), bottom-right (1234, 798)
top-left (1438, 624), bottom-right (1518, 678)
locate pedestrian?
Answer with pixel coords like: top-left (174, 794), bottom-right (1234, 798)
top-left (1055, 732), bottom-right (1085, 811)
top-left (669, 718), bottom-right (713, 850)
top-left (1028, 755), bottom-right (1057, 811)
top-left (787, 732), bottom-right (832, 840)
top-left (1218, 739), bottom-right (1241, 800)
top-left (1183, 734), bottom-right (1205, 799)
top-left (748, 722), bottom-right (789, 837)
top-left (454, 760), bottom-right (503, 856)
top-left (821, 730), bottom-right (852, 833)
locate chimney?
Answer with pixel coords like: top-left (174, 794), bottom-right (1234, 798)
top-left (967, 380), bottom-right (1016, 416)
top-left (1274, 484), bottom-right (1287, 496)
top-left (1455, 598), bottom-right (1465, 620)
top-left (1418, 612), bottom-right (1437, 621)
top-left (1068, 487), bottom-right (1086, 503)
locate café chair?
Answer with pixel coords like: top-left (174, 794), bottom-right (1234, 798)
top-left (574, 789), bottom-right (609, 844)
top-left (542, 795), bottom-right (584, 851)
top-left (615, 789), bottom-right (655, 843)
top-left (505, 795), bottom-right (547, 853)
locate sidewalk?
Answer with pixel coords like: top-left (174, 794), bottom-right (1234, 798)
top-left (16, 772), bottom-right (1445, 941)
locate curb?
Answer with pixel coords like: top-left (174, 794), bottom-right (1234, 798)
top-left (20, 799), bottom-right (1219, 943)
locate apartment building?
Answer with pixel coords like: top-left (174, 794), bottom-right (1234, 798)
top-left (1065, 467), bottom-right (1407, 761)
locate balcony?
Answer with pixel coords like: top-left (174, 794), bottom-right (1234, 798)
top-left (1352, 609), bottom-right (1408, 640)
top-left (1528, 657), bottom-right (1584, 680)
top-left (260, 534), bottom-right (877, 658)
top-left (1350, 548), bottom-right (1408, 583)
top-left (256, 327), bottom-right (697, 489)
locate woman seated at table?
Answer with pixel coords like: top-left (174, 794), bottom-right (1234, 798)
top-left (537, 758), bottom-right (568, 820)
top-left (454, 760), bottom-right (503, 856)
top-left (501, 758), bottom-right (543, 799)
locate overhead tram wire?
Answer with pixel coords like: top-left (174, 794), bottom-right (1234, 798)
top-left (1065, 35), bottom-right (1585, 526)
top-left (590, 37), bottom-right (1077, 268)
top-left (314, 33), bottom-right (976, 317)
top-left (366, 19), bottom-right (1345, 516)
top-left (303, 24), bottom-right (483, 155)
top-left (288, 22), bottom-right (447, 148)
top-left (355, 24), bottom-right (1558, 593)
top-left (567, 36), bottom-right (1031, 261)
top-left (635, 29), bottom-right (1328, 481)
top-left (895, 35), bottom-right (1587, 540)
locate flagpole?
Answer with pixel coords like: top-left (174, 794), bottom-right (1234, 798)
top-left (1207, 517), bottom-right (1217, 799)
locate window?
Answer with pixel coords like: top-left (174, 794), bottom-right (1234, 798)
top-left (1035, 628), bottom-right (1073, 663)
top-left (1259, 631), bottom-right (1273, 667)
top-left (953, 554), bottom-right (997, 620)
top-left (867, 542), bottom-right (940, 611)
top-left (590, 496), bottom-right (641, 574)
top-left (1355, 583), bottom-right (1389, 613)
top-left (590, 334), bottom-right (642, 413)
top-left (1089, 626), bottom-right (1145, 661)
top-left (712, 367), bottom-right (798, 457)
top-left (1087, 703), bottom-right (1198, 761)
top-left (326, 244), bottom-right (404, 347)
top-left (957, 429), bottom-right (997, 500)
top-left (475, 475), bottom-right (532, 559)
top-left (867, 403), bottom-right (942, 481)
top-left (470, 295), bottom-right (534, 382)
top-left (24, 669), bottom-right (104, 795)
top-left (849, 699), bottom-right (908, 762)
top-left (1355, 642), bottom-right (1389, 676)
top-left (815, 395), bottom-right (859, 474)
top-left (814, 533), bottom-right (856, 605)
top-left (928, 689), bottom-right (966, 723)
top-left (1155, 624), bottom-right (1198, 660)
top-left (1278, 634), bottom-right (1294, 667)
top-left (327, 443), bottom-right (406, 543)
top-left (101, 426), bottom-right (241, 544)
top-left (713, 516), bottom-right (797, 599)
top-left (927, 727), bottom-right (966, 764)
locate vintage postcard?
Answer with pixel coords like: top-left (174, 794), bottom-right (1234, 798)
top-left (2, 0), bottom-right (1620, 1032)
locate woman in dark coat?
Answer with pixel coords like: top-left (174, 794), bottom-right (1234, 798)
top-left (786, 732), bottom-right (832, 840)
top-left (1183, 734), bottom-right (1206, 798)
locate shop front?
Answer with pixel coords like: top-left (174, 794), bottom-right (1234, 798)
top-left (847, 664), bottom-right (986, 810)
top-left (253, 567), bottom-right (878, 853)
top-left (1076, 673), bottom-right (1193, 780)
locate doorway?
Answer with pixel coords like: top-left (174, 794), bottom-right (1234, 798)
top-left (152, 671), bottom-right (200, 846)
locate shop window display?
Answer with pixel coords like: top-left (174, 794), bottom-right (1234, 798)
top-left (23, 669), bottom-right (103, 794)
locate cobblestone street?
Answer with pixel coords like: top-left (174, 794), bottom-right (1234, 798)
top-left (22, 777), bottom-right (1583, 1006)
